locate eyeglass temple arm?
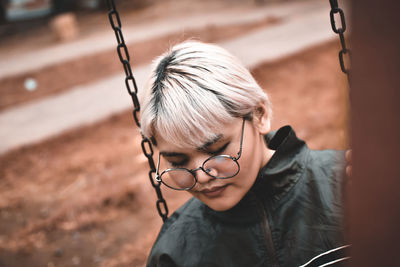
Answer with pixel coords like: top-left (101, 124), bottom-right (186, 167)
top-left (235, 118), bottom-right (246, 160)
top-left (155, 153), bottom-right (162, 182)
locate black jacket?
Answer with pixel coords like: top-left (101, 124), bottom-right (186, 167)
top-left (147, 126), bottom-right (349, 267)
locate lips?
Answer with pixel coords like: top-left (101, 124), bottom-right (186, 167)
top-left (199, 185), bottom-right (228, 198)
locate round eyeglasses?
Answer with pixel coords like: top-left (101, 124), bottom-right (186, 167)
top-left (155, 118), bottom-right (246, 191)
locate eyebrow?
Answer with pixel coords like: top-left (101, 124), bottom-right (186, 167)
top-left (160, 151), bottom-right (186, 157)
top-left (197, 134), bottom-right (223, 152)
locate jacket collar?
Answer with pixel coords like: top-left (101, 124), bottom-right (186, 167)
top-left (206, 125), bottom-right (308, 223)
top-left (253, 125), bottom-right (307, 202)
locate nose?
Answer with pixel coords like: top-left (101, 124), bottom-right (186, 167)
top-left (191, 155), bottom-right (216, 185)
top-left (195, 168), bottom-right (215, 184)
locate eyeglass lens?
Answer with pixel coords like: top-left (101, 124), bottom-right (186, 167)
top-left (161, 155), bottom-right (239, 190)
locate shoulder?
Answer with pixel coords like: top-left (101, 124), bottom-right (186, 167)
top-left (301, 149), bottom-right (347, 219)
top-left (160, 197), bottom-right (207, 230)
top-left (147, 198), bottom-right (212, 267)
top-left (308, 148), bottom-right (345, 163)
top-left (306, 149), bottom-right (346, 181)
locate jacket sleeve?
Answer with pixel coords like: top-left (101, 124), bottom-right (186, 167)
top-left (147, 252), bottom-right (178, 267)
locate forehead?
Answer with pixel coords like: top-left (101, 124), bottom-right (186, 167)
top-left (153, 118), bottom-right (242, 151)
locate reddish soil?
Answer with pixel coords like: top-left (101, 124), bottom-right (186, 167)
top-left (0, 39), bottom-right (349, 267)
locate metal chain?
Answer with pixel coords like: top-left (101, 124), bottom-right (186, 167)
top-left (329, 0), bottom-right (350, 78)
top-left (106, 0), bottom-right (169, 222)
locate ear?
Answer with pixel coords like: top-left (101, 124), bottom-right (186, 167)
top-left (252, 101), bottom-right (271, 135)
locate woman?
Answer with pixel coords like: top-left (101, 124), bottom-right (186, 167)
top-left (139, 41), bottom-right (349, 267)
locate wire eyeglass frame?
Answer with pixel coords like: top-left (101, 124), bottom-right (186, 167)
top-left (155, 118), bottom-right (246, 191)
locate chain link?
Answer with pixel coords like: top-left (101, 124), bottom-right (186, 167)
top-left (117, 43), bottom-right (130, 62)
top-left (106, 0), bottom-right (168, 222)
top-left (125, 76), bottom-right (138, 94)
top-left (329, 0), bottom-right (350, 76)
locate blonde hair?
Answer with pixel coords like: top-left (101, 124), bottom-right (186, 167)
top-left (139, 41), bottom-right (271, 148)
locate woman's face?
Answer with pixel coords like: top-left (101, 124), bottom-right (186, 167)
top-left (154, 117), bottom-right (273, 211)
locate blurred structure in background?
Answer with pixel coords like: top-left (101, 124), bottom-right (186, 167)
top-left (1, 0), bottom-right (52, 22)
top-left (49, 11), bottom-right (79, 42)
top-left (349, 0), bottom-right (400, 266)
top-left (0, 0), bottom-right (297, 24)
top-left (0, 0), bottom-right (153, 43)
top-left (0, 0), bottom-right (107, 22)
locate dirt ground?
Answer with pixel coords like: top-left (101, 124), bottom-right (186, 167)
top-left (0, 1), bottom-right (350, 266)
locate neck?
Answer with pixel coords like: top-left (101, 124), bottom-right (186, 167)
top-left (260, 136), bottom-right (275, 168)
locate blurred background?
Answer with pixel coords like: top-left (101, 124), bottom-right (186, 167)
top-left (0, 0), bottom-right (350, 266)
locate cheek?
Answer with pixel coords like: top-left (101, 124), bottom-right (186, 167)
top-left (235, 137), bottom-right (263, 186)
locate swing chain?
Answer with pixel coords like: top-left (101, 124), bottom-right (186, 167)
top-left (106, 0), bottom-right (169, 222)
top-left (329, 0), bottom-right (350, 75)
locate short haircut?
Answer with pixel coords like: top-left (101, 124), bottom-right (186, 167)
top-left (139, 40), bottom-right (271, 148)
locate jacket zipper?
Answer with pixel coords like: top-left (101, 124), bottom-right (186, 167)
top-left (257, 198), bottom-right (280, 267)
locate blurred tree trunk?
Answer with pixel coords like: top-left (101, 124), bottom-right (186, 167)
top-left (349, 0), bottom-right (400, 266)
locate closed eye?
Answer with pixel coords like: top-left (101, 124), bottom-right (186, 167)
top-left (165, 142), bottom-right (230, 167)
top-left (168, 159), bottom-right (189, 168)
top-left (208, 142), bottom-right (230, 156)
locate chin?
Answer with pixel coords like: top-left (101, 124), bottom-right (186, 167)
top-left (208, 204), bottom-right (233, 212)
top-left (202, 197), bottom-right (240, 212)
top-left (191, 185), bottom-right (244, 212)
